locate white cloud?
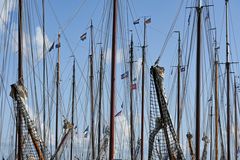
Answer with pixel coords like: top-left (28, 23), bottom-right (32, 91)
top-left (0, 0), bottom-right (16, 29)
top-left (35, 26), bottom-right (51, 59)
top-left (11, 25), bottom-right (52, 59)
top-left (105, 48), bottom-right (123, 64)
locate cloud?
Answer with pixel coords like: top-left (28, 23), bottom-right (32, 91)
top-left (10, 25), bottom-right (52, 59)
top-left (35, 26), bottom-right (51, 59)
top-left (105, 48), bottom-right (123, 64)
top-left (0, 0), bottom-right (16, 29)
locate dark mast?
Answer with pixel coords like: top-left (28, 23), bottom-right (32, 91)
top-left (234, 76), bottom-right (238, 160)
top-left (55, 32), bottom-right (61, 157)
top-left (174, 31), bottom-right (181, 141)
top-left (225, 0), bottom-right (231, 159)
top-left (98, 48), bottom-right (104, 157)
top-left (129, 33), bottom-right (135, 160)
top-left (109, 0), bottom-right (118, 159)
top-left (195, 1), bottom-right (202, 159)
top-left (70, 59), bottom-right (75, 160)
top-left (17, 0), bottom-right (23, 159)
top-left (89, 20), bottom-right (95, 160)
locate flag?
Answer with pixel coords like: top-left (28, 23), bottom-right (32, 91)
top-left (48, 42), bottom-right (55, 52)
top-left (115, 110), bottom-right (122, 117)
top-left (83, 126), bottom-right (89, 138)
top-left (180, 67), bottom-right (185, 72)
top-left (208, 96), bottom-right (212, 102)
top-left (80, 32), bottom-right (87, 41)
top-left (121, 71), bottom-right (129, 79)
top-left (133, 18), bottom-right (140, 25)
top-left (55, 43), bottom-right (61, 48)
top-left (144, 18), bottom-right (151, 24)
top-left (131, 83), bottom-right (137, 90)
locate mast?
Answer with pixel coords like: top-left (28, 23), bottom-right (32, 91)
top-left (214, 30), bottom-right (219, 160)
top-left (175, 31), bottom-right (181, 141)
top-left (89, 20), bottom-right (95, 159)
top-left (17, 0), bottom-right (23, 159)
top-left (98, 48), bottom-right (104, 157)
top-left (225, 0), bottom-right (231, 159)
top-left (42, 0), bottom-right (46, 152)
top-left (195, 1), bottom-right (202, 159)
top-left (109, 0), bottom-right (118, 159)
top-left (129, 33), bottom-right (135, 160)
top-left (234, 76), bottom-right (238, 160)
top-left (55, 32), bottom-right (61, 154)
top-left (70, 59), bottom-right (75, 160)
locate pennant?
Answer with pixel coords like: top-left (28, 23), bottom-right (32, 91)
top-left (121, 71), bottom-right (129, 79)
top-left (131, 83), bottom-right (137, 90)
top-left (180, 67), bottom-right (185, 72)
top-left (115, 110), bottom-right (122, 117)
top-left (144, 18), bottom-right (151, 24)
top-left (133, 19), bottom-right (140, 25)
top-left (48, 42), bottom-right (55, 52)
top-left (83, 126), bottom-right (89, 138)
top-left (80, 32), bottom-right (87, 41)
top-left (55, 43), bottom-right (61, 48)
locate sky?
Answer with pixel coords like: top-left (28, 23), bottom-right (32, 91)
top-left (0, 0), bottom-right (240, 159)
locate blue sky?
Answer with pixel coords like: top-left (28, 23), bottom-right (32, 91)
top-left (0, 0), bottom-right (240, 159)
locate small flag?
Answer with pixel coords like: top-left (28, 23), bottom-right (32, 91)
top-left (115, 110), bottom-right (122, 117)
top-left (208, 96), bottom-right (212, 102)
top-left (121, 71), bottom-right (129, 79)
top-left (131, 83), bottom-right (137, 90)
top-left (188, 13), bottom-right (191, 25)
top-left (80, 32), bottom-right (87, 41)
top-left (133, 19), bottom-right (140, 25)
top-left (180, 67), bottom-right (185, 72)
top-left (48, 42), bottom-right (55, 52)
top-left (83, 126), bottom-right (89, 138)
top-left (144, 18), bottom-right (151, 24)
top-left (55, 43), bottom-right (61, 48)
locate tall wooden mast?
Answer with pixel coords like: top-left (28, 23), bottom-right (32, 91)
top-left (89, 20), bottom-right (95, 160)
top-left (98, 48), bottom-right (104, 157)
top-left (42, 0), bottom-right (47, 151)
top-left (195, 1), bottom-right (202, 159)
top-left (225, 0), bottom-right (231, 159)
top-left (234, 76), bottom-right (238, 160)
top-left (55, 32), bottom-right (61, 156)
top-left (214, 29), bottom-right (219, 160)
top-left (70, 59), bottom-right (75, 160)
top-left (174, 31), bottom-right (181, 141)
top-left (140, 17), bottom-right (149, 160)
top-left (109, 0), bottom-right (118, 159)
top-left (129, 33), bottom-right (135, 160)
top-left (17, 0), bottom-right (23, 159)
